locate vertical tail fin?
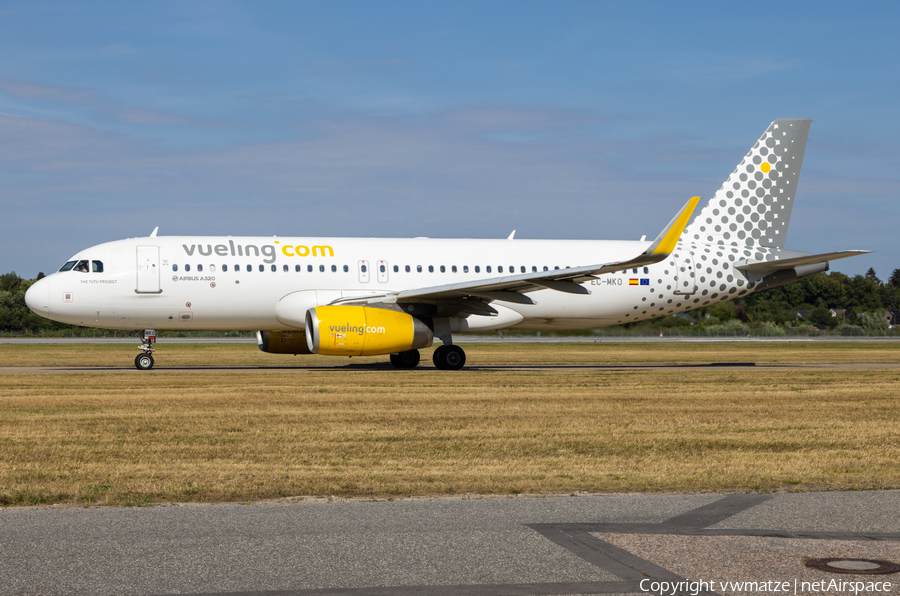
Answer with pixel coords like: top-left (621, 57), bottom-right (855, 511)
top-left (683, 118), bottom-right (811, 249)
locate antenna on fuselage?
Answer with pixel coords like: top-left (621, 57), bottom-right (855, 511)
top-left (150, 227), bottom-right (159, 238)
top-left (507, 230), bottom-right (516, 240)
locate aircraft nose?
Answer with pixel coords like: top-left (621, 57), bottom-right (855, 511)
top-left (25, 278), bottom-right (50, 315)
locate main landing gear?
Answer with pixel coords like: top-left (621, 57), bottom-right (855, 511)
top-left (390, 349), bottom-right (421, 369)
top-left (135, 329), bottom-right (156, 370)
top-left (388, 345), bottom-right (467, 370)
top-left (433, 344), bottom-right (466, 370)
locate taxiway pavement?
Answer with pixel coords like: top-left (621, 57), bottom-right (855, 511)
top-left (2, 491), bottom-right (899, 596)
top-left (3, 362), bottom-right (900, 375)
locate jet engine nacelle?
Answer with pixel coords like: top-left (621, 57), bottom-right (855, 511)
top-left (305, 306), bottom-right (433, 356)
top-left (256, 330), bottom-right (313, 354)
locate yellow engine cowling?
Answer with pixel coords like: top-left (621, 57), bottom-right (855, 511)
top-left (256, 330), bottom-right (312, 355)
top-left (305, 306), bottom-right (433, 356)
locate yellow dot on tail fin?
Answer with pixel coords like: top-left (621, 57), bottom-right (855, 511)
top-left (761, 162), bottom-right (771, 173)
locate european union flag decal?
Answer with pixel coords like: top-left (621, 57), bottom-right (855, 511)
top-left (640, 278), bottom-right (650, 285)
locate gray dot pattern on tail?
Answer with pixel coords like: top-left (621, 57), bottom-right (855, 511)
top-left (682, 119), bottom-right (811, 250)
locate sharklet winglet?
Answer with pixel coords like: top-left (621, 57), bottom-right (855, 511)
top-left (643, 196), bottom-right (701, 257)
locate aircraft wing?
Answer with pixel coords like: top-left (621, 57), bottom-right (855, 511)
top-left (334, 197), bottom-right (700, 309)
top-left (735, 250), bottom-right (872, 274)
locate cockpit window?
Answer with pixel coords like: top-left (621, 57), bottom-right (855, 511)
top-left (92, 260), bottom-right (104, 273)
top-left (59, 261), bottom-right (77, 272)
top-left (73, 260), bottom-right (90, 273)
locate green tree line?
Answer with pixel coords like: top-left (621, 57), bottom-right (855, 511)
top-left (741, 267), bottom-right (900, 325)
top-left (0, 272), bottom-right (57, 333)
top-left (1, 267), bottom-right (899, 335)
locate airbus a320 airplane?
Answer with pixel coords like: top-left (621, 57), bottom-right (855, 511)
top-left (25, 119), bottom-right (869, 370)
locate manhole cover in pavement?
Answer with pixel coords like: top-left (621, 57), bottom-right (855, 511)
top-left (806, 558), bottom-right (900, 575)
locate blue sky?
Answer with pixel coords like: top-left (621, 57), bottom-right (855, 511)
top-left (1, 1), bottom-right (898, 279)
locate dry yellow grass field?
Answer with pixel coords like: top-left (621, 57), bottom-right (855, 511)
top-left (1, 341), bottom-right (898, 506)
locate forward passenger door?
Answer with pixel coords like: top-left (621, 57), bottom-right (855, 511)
top-left (136, 246), bottom-right (161, 293)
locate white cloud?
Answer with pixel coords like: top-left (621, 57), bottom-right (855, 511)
top-left (0, 78), bottom-right (224, 128)
top-left (663, 55), bottom-right (800, 85)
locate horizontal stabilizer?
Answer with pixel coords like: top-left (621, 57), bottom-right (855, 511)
top-left (736, 250), bottom-right (872, 274)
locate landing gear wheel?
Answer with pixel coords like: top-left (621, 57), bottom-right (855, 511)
top-left (390, 349), bottom-right (420, 369)
top-left (433, 345), bottom-right (466, 370)
top-left (135, 353), bottom-right (154, 370)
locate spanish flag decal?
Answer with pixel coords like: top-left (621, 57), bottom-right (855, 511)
top-left (629, 278), bottom-right (639, 285)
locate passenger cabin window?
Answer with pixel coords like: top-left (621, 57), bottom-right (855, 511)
top-left (172, 264), bottom-right (179, 272)
top-left (463, 266), bottom-right (469, 273)
top-left (344, 265), bottom-right (349, 273)
top-left (475, 266), bottom-right (480, 273)
top-left (283, 265), bottom-right (289, 272)
top-left (59, 261), bottom-right (77, 272)
top-left (417, 265), bottom-right (422, 273)
top-left (452, 265), bottom-right (457, 273)
top-left (643, 267), bottom-right (649, 274)
top-left (380, 264), bottom-right (386, 273)
top-left (210, 265), bottom-right (216, 272)
top-left (439, 265), bottom-right (445, 273)
top-left (521, 266), bottom-right (526, 273)
top-left (428, 265), bottom-right (434, 273)
top-left (74, 260), bottom-right (90, 273)
top-left (308, 265), bottom-right (313, 272)
top-left (246, 264), bottom-right (252, 272)
top-left (296, 265), bottom-right (301, 272)
top-left (271, 265), bottom-right (276, 272)
top-left (331, 265), bottom-right (337, 273)
top-left (197, 264), bottom-right (203, 272)
top-left (259, 264), bottom-right (264, 272)
top-left (405, 265), bottom-right (411, 272)
top-left (222, 265), bottom-right (228, 272)
top-left (185, 264), bottom-right (191, 272)
top-left (92, 261), bottom-right (104, 273)
top-left (393, 265), bottom-right (399, 273)
top-left (543, 266), bottom-right (548, 271)
top-left (319, 265), bottom-right (325, 272)
top-left (486, 266), bottom-right (492, 273)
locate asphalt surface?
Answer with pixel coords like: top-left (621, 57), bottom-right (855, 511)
top-left (2, 491), bottom-right (898, 596)
top-left (3, 362), bottom-right (900, 375)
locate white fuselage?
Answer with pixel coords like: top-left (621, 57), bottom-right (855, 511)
top-left (26, 234), bottom-right (772, 332)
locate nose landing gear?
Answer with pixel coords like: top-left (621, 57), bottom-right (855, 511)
top-left (135, 329), bottom-right (156, 370)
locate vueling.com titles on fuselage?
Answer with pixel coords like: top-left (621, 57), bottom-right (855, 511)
top-left (182, 241), bottom-right (334, 264)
